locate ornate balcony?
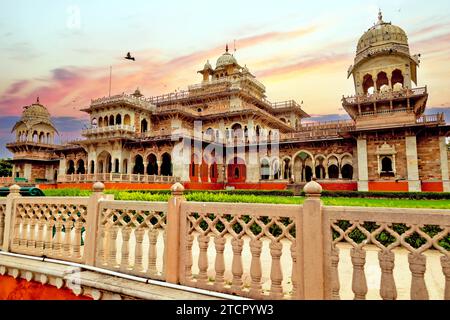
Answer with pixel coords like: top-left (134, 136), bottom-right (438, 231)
top-left (89, 93), bottom-right (156, 111)
top-left (342, 86), bottom-right (427, 105)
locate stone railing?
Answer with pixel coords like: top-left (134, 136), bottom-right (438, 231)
top-left (5, 188), bottom-right (89, 263)
top-left (90, 94), bottom-right (155, 111)
top-left (58, 173), bottom-right (181, 184)
top-left (323, 206), bottom-right (450, 300)
top-left (416, 113), bottom-right (445, 125)
top-left (81, 124), bottom-right (136, 136)
top-left (96, 200), bottom-right (168, 281)
top-left (1, 182), bottom-right (449, 300)
top-left (342, 86), bottom-right (428, 105)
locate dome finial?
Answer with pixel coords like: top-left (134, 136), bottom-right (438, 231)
top-left (225, 44), bottom-right (229, 53)
top-left (378, 9), bottom-right (383, 23)
top-left (36, 96), bottom-right (40, 104)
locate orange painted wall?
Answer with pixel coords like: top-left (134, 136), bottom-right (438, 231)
top-left (369, 181), bottom-right (409, 192)
top-left (320, 182), bottom-right (358, 191)
top-left (421, 181), bottom-right (444, 192)
top-left (0, 275), bottom-right (92, 300)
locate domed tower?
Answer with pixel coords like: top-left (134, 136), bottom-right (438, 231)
top-left (6, 98), bottom-right (60, 183)
top-left (343, 11), bottom-right (428, 128)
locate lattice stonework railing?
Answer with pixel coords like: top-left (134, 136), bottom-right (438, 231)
top-left (95, 200), bottom-right (168, 281)
top-left (11, 197), bottom-right (88, 263)
top-left (324, 207), bottom-right (450, 300)
top-left (0, 199), bottom-right (6, 247)
top-left (179, 202), bottom-right (302, 300)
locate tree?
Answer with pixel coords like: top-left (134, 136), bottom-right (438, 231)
top-left (0, 159), bottom-right (13, 177)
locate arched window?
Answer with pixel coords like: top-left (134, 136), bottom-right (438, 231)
top-left (33, 131), bottom-right (38, 143)
top-left (304, 166), bottom-right (313, 182)
top-left (98, 117), bottom-right (103, 127)
top-left (273, 160), bottom-right (280, 180)
top-left (133, 155), bottom-right (144, 174)
top-left (147, 154), bottom-right (158, 175)
top-left (67, 160), bottom-right (75, 174)
top-left (231, 123), bottom-right (243, 139)
top-left (363, 74), bottom-right (374, 94)
top-left (341, 164), bottom-right (353, 180)
top-left (205, 128), bottom-right (214, 140)
top-left (114, 159), bottom-right (119, 173)
top-left (283, 159), bottom-right (291, 180)
top-left (122, 159), bottom-right (128, 174)
top-left (92, 118), bottom-right (98, 128)
top-left (90, 160), bottom-right (95, 174)
top-left (260, 159), bottom-right (270, 180)
top-left (116, 114), bottom-right (122, 125)
top-left (161, 153), bottom-right (172, 176)
top-left (392, 69), bottom-right (404, 88)
top-left (109, 115), bottom-right (115, 126)
top-left (381, 157), bottom-right (393, 172)
top-left (255, 125), bottom-right (261, 137)
top-left (76, 160), bottom-right (85, 174)
top-left (376, 72), bottom-right (389, 91)
top-left (97, 151), bottom-right (112, 173)
top-left (124, 114), bottom-right (131, 125)
top-left (141, 119), bottom-right (148, 133)
top-left (315, 164), bottom-right (325, 179)
top-left (104, 116), bottom-right (109, 126)
top-left (328, 165), bottom-right (339, 179)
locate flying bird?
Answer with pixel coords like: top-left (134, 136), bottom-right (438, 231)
top-left (125, 52), bottom-right (136, 61)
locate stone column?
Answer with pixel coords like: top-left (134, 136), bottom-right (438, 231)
top-left (439, 136), bottom-right (450, 192)
top-left (406, 136), bottom-right (421, 192)
top-left (357, 138), bottom-right (369, 191)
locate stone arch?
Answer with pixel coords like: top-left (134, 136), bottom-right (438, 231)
top-left (67, 160), bottom-right (75, 174)
top-left (376, 71), bottom-right (389, 91)
top-left (272, 158), bottom-right (281, 180)
top-left (227, 156), bottom-right (246, 183)
top-left (161, 153), bottom-right (173, 176)
top-left (90, 160), bottom-right (95, 174)
top-left (147, 153), bottom-right (158, 175)
top-left (281, 157), bottom-right (292, 180)
top-left (109, 115), bottom-right (115, 126)
top-left (141, 119), bottom-right (148, 133)
top-left (98, 117), bottom-right (103, 127)
top-left (116, 114), bottom-right (122, 125)
top-left (363, 74), bottom-right (375, 94)
top-left (392, 69), bottom-right (404, 88)
top-left (133, 154), bottom-right (145, 174)
top-left (124, 114), bottom-right (131, 125)
top-left (97, 151), bottom-right (112, 173)
top-left (76, 159), bottom-right (85, 174)
top-left (260, 157), bottom-right (270, 180)
top-left (293, 150), bottom-right (314, 183)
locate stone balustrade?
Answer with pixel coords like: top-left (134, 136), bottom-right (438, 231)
top-left (58, 173), bottom-right (181, 184)
top-left (0, 182), bottom-right (449, 300)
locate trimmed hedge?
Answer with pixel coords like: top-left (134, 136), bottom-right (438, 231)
top-left (119, 189), bottom-right (295, 197)
top-left (304, 190), bottom-right (450, 200)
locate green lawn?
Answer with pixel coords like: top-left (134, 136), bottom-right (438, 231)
top-left (40, 188), bottom-right (450, 209)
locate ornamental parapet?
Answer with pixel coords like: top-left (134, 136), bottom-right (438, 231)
top-left (342, 86), bottom-right (427, 105)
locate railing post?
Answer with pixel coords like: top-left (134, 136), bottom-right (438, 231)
top-left (300, 180), bottom-right (324, 299)
top-left (2, 185), bottom-right (22, 252)
top-left (84, 182), bottom-right (110, 265)
top-left (165, 182), bottom-right (185, 284)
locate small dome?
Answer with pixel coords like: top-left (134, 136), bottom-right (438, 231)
top-left (216, 45), bottom-right (239, 69)
top-left (22, 103), bottom-right (51, 120)
top-left (356, 12), bottom-right (408, 55)
top-left (203, 60), bottom-right (213, 70)
top-left (132, 88), bottom-right (143, 98)
top-left (12, 99), bottom-right (57, 133)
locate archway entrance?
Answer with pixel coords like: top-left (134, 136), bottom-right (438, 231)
top-left (227, 157), bottom-right (246, 183)
top-left (97, 151), bottom-right (112, 173)
top-left (133, 155), bottom-right (145, 174)
top-left (161, 153), bottom-right (173, 176)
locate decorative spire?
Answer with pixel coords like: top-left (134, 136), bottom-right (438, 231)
top-left (225, 44), bottom-right (229, 53)
top-left (378, 9), bottom-right (383, 24)
top-left (36, 96), bottom-right (40, 104)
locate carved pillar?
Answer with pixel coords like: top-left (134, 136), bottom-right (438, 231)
top-left (441, 256), bottom-right (450, 300)
top-left (357, 138), bottom-right (369, 191)
top-left (231, 238), bottom-right (244, 293)
top-left (197, 235), bottom-right (209, 285)
top-left (379, 251), bottom-right (397, 300)
top-left (249, 239), bottom-right (263, 298)
top-left (214, 237), bottom-right (226, 289)
top-left (148, 229), bottom-right (158, 275)
top-left (134, 228), bottom-right (145, 273)
top-left (351, 248), bottom-right (368, 300)
top-left (120, 227), bottom-right (132, 271)
top-left (330, 247), bottom-right (341, 300)
top-left (269, 241), bottom-right (283, 299)
top-left (408, 253), bottom-right (429, 300)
